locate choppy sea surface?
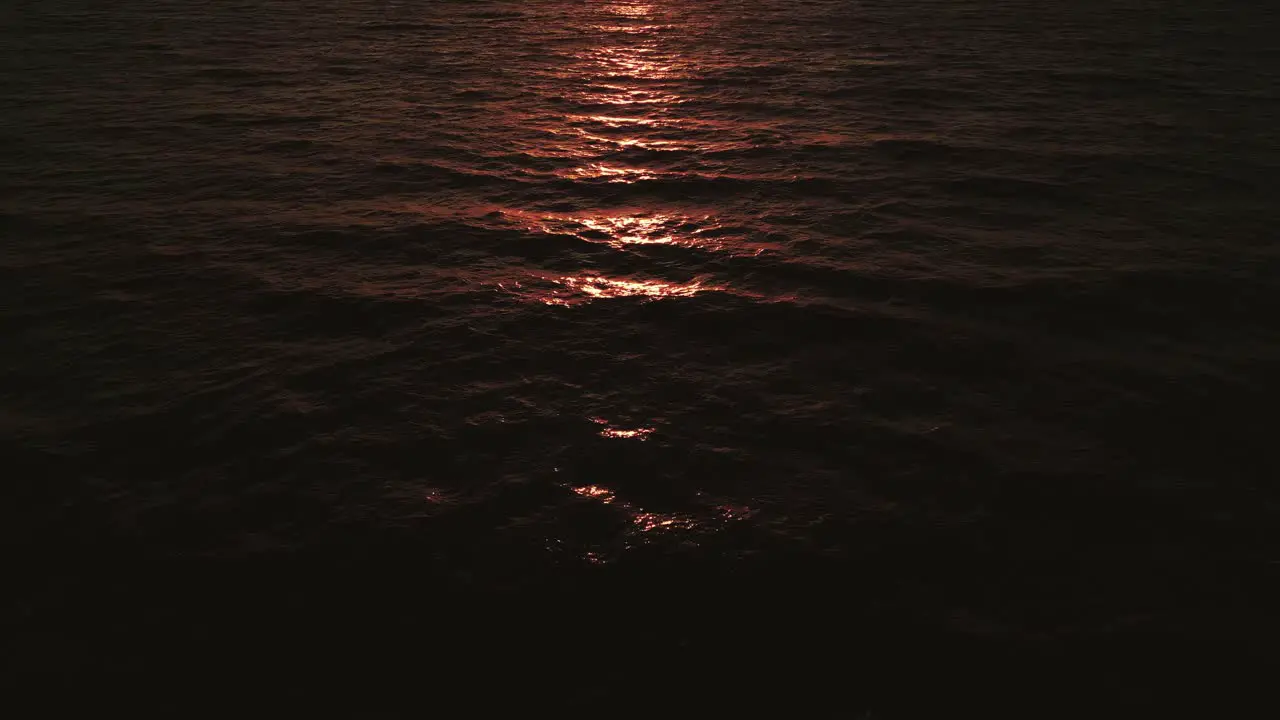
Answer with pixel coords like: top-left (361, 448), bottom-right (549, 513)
top-left (3, 0), bottom-right (1278, 712)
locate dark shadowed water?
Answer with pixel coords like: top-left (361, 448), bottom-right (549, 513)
top-left (3, 0), bottom-right (1278, 713)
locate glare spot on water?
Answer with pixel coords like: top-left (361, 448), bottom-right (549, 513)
top-left (632, 512), bottom-right (699, 533)
top-left (564, 274), bottom-right (707, 298)
top-left (495, 207), bottom-right (776, 257)
top-left (580, 114), bottom-right (659, 127)
top-left (535, 273), bottom-right (720, 305)
top-left (572, 485), bottom-right (618, 503)
top-left (590, 416), bottom-right (656, 439)
top-left (562, 162), bottom-right (661, 182)
top-left (580, 215), bottom-right (679, 246)
top-left (605, 3), bottom-right (654, 18)
top-left (600, 427), bottom-right (654, 439)
top-left (568, 480), bottom-right (754, 540)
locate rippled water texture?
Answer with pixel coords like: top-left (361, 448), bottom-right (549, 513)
top-left (2, 0), bottom-right (1278, 705)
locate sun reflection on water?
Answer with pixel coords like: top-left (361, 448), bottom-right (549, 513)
top-left (580, 215), bottom-right (680, 246)
top-left (496, 273), bottom-right (721, 306)
top-left (494, 1), bottom-right (758, 303)
top-left (572, 484), bottom-right (618, 502)
top-left (632, 512), bottom-right (700, 533)
top-left (591, 416), bottom-right (656, 439)
top-left (586, 47), bottom-right (687, 82)
top-left (605, 3), bottom-right (656, 19)
top-left (561, 163), bottom-right (662, 182)
top-left (569, 482), bottom-right (752, 540)
top-left (496, 207), bottom-right (773, 257)
top-left (559, 2), bottom-right (694, 167)
top-left (551, 274), bottom-right (717, 303)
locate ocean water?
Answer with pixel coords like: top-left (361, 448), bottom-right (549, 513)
top-left (3, 0), bottom-right (1278, 712)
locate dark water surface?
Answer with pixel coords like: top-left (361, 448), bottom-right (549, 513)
top-left (3, 0), bottom-right (1278, 713)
